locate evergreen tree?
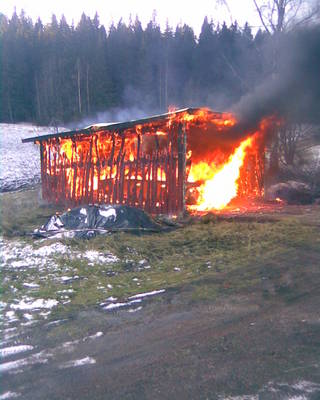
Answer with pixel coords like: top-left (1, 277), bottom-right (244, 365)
top-left (0, 10), bottom-right (271, 125)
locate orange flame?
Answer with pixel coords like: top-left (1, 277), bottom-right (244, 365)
top-left (189, 137), bottom-right (253, 211)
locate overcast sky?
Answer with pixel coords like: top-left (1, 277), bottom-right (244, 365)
top-left (0, 0), bottom-right (262, 35)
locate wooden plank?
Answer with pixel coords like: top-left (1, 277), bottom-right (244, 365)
top-left (177, 123), bottom-right (183, 212)
top-left (72, 140), bottom-right (77, 203)
top-left (127, 161), bottom-right (133, 206)
top-left (146, 155), bottom-right (152, 212)
top-left (114, 134), bottom-right (125, 204)
top-left (80, 150), bottom-right (85, 202)
top-left (89, 137), bottom-right (95, 204)
top-left (119, 152), bottom-right (126, 203)
top-left (40, 142), bottom-right (46, 201)
top-left (134, 134), bottom-right (141, 203)
top-left (164, 148), bottom-right (169, 214)
top-left (182, 122), bottom-right (187, 213)
top-left (139, 157), bottom-right (145, 207)
top-left (108, 133), bottom-right (116, 203)
top-left (94, 135), bottom-right (100, 203)
top-left (48, 142), bottom-right (52, 202)
top-left (84, 139), bottom-right (93, 203)
top-left (53, 149), bottom-right (57, 204)
top-left (151, 151), bottom-right (158, 212)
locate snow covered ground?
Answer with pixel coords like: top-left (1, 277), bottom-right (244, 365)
top-left (0, 123), bottom-right (65, 192)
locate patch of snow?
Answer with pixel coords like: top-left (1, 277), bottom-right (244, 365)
top-left (86, 332), bottom-right (103, 340)
top-left (33, 243), bottom-right (68, 256)
top-left (0, 301), bottom-right (7, 309)
top-left (3, 327), bottom-right (17, 333)
top-left (5, 311), bottom-right (16, 319)
top-left (128, 289), bottom-right (165, 300)
top-left (11, 299), bottom-right (58, 310)
top-left (39, 311), bottom-right (51, 317)
top-left (45, 319), bottom-right (67, 327)
top-left (106, 296), bottom-right (117, 301)
top-left (103, 299), bottom-right (142, 311)
top-left (10, 260), bottom-right (30, 269)
top-left (23, 283), bottom-right (39, 288)
top-left (57, 289), bottom-right (74, 294)
top-left (128, 306), bottom-right (142, 313)
top-left (291, 381), bottom-right (320, 393)
top-left (59, 356), bottom-right (96, 369)
top-left (219, 380), bottom-right (320, 400)
top-left (0, 392), bottom-right (20, 399)
top-left (60, 276), bottom-right (73, 282)
top-left (0, 351), bottom-right (48, 373)
top-left (83, 250), bottom-right (118, 264)
top-left (0, 345), bottom-right (34, 358)
top-left (220, 396), bottom-right (258, 400)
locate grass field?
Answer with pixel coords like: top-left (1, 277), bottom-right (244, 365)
top-left (1, 189), bottom-right (319, 312)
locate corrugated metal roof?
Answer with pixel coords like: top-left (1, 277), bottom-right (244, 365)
top-left (22, 107), bottom-right (218, 143)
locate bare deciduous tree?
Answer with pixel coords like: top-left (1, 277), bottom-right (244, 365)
top-left (252, 0), bottom-right (320, 33)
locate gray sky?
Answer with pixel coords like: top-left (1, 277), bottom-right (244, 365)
top-left (0, 0), bottom-right (262, 35)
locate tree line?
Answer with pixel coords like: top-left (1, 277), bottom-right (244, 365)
top-left (1, 10), bottom-right (272, 125)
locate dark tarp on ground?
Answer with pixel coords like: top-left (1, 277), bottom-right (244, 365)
top-left (33, 205), bottom-right (162, 239)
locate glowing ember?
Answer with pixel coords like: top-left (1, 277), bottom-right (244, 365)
top-left (189, 137), bottom-right (254, 211)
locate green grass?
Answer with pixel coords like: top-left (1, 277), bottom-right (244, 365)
top-left (1, 189), bottom-right (320, 313)
top-left (0, 188), bottom-right (64, 237)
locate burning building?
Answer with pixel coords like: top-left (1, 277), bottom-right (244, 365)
top-left (23, 108), bottom-right (267, 215)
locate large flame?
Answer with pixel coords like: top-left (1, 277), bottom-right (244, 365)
top-left (188, 137), bottom-right (254, 211)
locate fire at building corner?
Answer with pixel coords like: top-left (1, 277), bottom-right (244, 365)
top-left (22, 107), bottom-right (272, 215)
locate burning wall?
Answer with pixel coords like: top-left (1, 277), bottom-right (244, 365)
top-left (24, 108), bottom-right (268, 214)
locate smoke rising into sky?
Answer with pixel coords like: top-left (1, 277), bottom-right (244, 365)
top-left (232, 25), bottom-right (320, 132)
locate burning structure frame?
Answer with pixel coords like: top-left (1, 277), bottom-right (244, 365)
top-left (23, 108), bottom-right (265, 215)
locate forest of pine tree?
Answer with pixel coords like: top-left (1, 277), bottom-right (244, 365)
top-left (0, 10), bottom-right (273, 125)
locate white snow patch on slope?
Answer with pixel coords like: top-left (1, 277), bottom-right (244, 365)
top-left (0, 346), bottom-right (34, 358)
top-left (128, 289), bottom-right (165, 300)
top-left (83, 250), bottom-right (119, 264)
top-left (103, 299), bottom-right (142, 311)
top-left (0, 392), bottom-right (20, 399)
top-left (59, 356), bottom-right (96, 369)
top-left (11, 299), bottom-right (58, 310)
top-left (0, 351), bottom-right (48, 373)
top-left (0, 123), bottom-right (65, 192)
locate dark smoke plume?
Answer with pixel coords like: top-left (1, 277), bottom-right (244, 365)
top-left (231, 25), bottom-right (320, 135)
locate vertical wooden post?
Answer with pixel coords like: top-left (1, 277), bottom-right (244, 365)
top-left (40, 141), bottom-right (46, 201)
top-left (134, 134), bottom-right (141, 204)
top-left (72, 139), bottom-right (77, 203)
top-left (177, 122), bottom-right (187, 214)
top-left (94, 135), bottom-right (100, 203)
top-left (182, 122), bottom-right (187, 213)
